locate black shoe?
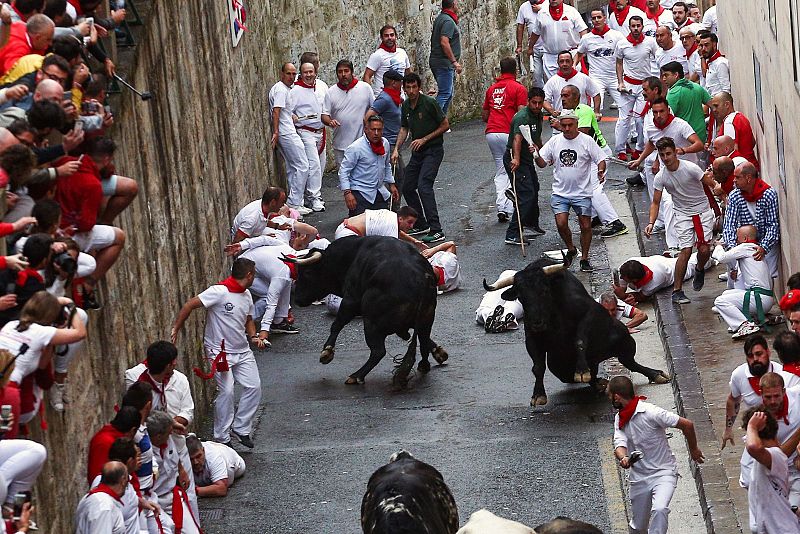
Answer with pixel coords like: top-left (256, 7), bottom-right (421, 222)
top-left (485, 305), bottom-right (505, 333)
top-left (526, 226), bottom-right (546, 236)
top-left (591, 216), bottom-right (602, 228)
top-left (407, 226), bottom-right (430, 236)
top-left (671, 290), bottom-right (691, 304)
top-left (626, 173), bottom-right (645, 186)
top-left (600, 220), bottom-right (628, 238)
top-left (497, 212), bottom-right (510, 223)
top-left (564, 249), bottom-right (578, 267)
top-left (505, 236), bottom-right (528, 246)
top-left (271, 321), bottom-right (299, 334)
top-left (579, 259), bottom-right (594, 272)
top-left (692, 268), bottom-right (706, 292)
top-left (232, 431), bottom-right (254, 449)
top-left (500, 313), bottom-right (516, 332)
top-left (219, 440), bottom-right (234, 449)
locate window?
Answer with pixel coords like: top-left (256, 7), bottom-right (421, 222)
top-left (776, 109), bottom-right (786, 193)
top-left (754, 51), bottom-right (764, 128)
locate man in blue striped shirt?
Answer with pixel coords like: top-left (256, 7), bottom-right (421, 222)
top-left (722, 162), bottom-right (780, 280)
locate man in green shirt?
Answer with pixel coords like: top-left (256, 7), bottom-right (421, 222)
top-left (429, 0), bottom-right (462, 114)
top-left (556, 84), bottom-right (628, 238)
top-left (505, 86), bottom-right (545, 245)
top-left (661, 61), bottom-right (711, 144)
top-left (392, 72), bottom-right (450, 243)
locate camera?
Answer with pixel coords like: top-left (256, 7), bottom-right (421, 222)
top-left (0, 404), bottom-right (11, 433)
top-left (52, 251), bottom-right (77, 276)
top-left (12, 492), bottom-right (30, 521)
top-left (81, 101), bottom-right (100, 114)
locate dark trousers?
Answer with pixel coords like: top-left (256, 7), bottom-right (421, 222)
top-left (348, 190), bottom-right (389, 217)
top-left (402, 144), bottom-right (444, 233)
top-left (503, 152), bottom-right (540, 239)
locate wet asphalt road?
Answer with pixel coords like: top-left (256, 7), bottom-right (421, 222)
top-left (200, 116), bottom-right (634, 533)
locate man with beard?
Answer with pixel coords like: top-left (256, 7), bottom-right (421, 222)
top-left (607, 0), bottom-right (646, 37)
top-left (322, 60), bottom-right (375, 167)
top-left (363, 25), bottom-right (412, 97)
top-left (698, 32), bottom-right (729, 96)
top-left (607, 375), bottom-right (703, 534)
top-left (721, 336), bottom-right (800, 488)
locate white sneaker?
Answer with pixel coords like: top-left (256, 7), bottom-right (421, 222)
top-left (718, 272), bottom-right (729, 282)
top-left (50, 383), bottom-right (66, 412)
top-left (310, 200), bottom-right (325, 212)
top-left (288, 204), bottom-right (313, 215)
top-left (711, 306), bottom-right (720, 314)
top-left (732, 321), bottom-right (760, 340)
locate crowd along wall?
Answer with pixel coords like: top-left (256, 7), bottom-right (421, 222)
top-left (33, 0), bottom-right (541, 529)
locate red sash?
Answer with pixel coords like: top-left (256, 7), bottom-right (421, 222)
top-left (280, 255), bottom-right (298, 280)
top-left (193, 340), bottom-right (229, 380)
top-left (172, 484), bottom-right (203, 534)
top-left (342, 219), bottom-right (364, 236)
top-left (618, 396), bottom-right (647, 429)
top-left (433, 266), bottom-right (446, 287)
top-left (690, 214), bottom-right (709, 245)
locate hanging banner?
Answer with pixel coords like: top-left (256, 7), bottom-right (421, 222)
top-left (228, 0), bottom-right (248, 47)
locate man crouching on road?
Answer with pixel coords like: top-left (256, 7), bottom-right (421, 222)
top-left (607, 375), bottom-right (704, 534)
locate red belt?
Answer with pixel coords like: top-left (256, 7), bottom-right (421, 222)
top-left (623, 75), bottom-right (644, 85)
top-left (342, 219), bottom-right (364, 236)
top-left (298, 125), bottom-right (324, 133)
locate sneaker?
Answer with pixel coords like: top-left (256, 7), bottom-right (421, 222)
top-left (485, 305), bottom-right (505, 333)
top-left (232, 430), bottom-right (255, 449)
top-left (504, 189), bottom-right (516, 203)
top-left (671, 290), bottom-right (691, 304)
top-left (732, 321), bottom-right (761, 340)
top-left (526, 226), bottom-right (546, 236)
top-left (271, 321), bottom-right (299, 334)
top-left (50, 383), bottom-right (65, 412)
top-left (310, 200), bottom-right (325, 212)
top-left (692, 268), bottom-right (706, 291)
top-left (579, 259), bottom-right (594, 272)
top-left (610, 101), bottom-right (619, 110)
top-left (600, 220), bottom-right (628, 238)
top-left (591, 216), bottom-right (602, 228)
top-left (564, 248), bottom-right (578, 267)
top-left (288, 204), bottom-right (313, 216)
top-left (718, 272), bottom-right (729, 282)
top-left (497, 212), bottom-right (510, 223)
top-left (626, 173), bottom-right (644, 186)
top-left (420, 231), bottom-right (445, 243)
top-left (505, 236), bottom-right (529, 246)
top-left (500, 313), bottom-right (517, 332)
top-left (616, 152), bottom-right (629, 162)
top-left (407, 226), bottom-right (431, 236)
top-left (711, 306), bottom-right (720, 314)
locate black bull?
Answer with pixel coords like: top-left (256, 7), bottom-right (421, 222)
top-left (484, 258), bottom-right (670, 406)
top-left (286, 236), bottom-right (448, 385)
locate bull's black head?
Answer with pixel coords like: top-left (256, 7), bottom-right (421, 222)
top-left (284, 249), bottom-right (336, 307)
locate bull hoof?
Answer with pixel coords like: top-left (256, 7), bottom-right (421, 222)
top-left (418, 359), bottom-right (431, 373)
top-left (650, 371), bottom-right (671, 384)
top-left (345, 376), bottom-right (365, 385)
top-left (320, 346), bottom-right (335, 365)
top-left (573, 371), bottom-right (592, 384)
top-left (530, 395), bottom-right (548, 407)
top-left (432, 346), bottom-right (448, 365)
top-left (392, 370), bottom-right (410, 388)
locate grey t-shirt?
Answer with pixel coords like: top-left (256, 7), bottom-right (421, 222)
top-left (429, 12), bottom-right (461, 70)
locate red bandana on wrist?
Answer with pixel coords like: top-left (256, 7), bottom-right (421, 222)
top-left (378, 42), bottom-right (397, 53)
top-left (549, 3), bottom-right (564, 20)
top-left (632, 265), bottom-right (654, 288)
top-left (89, 483), bottom-right (123, 503)
top-left (557, 68), bottom-right (578, 80)
top-left (592, 25), bottom-right (611, 36)
top-left (655, 114), bottom-right (675, 130)
top-left (368, 136), bottom-right (386, 156)
top-left (775, 394), bottom-right (791, 425)
top-left (780, 290), bottom-right (800, 311)
top-left (784, 363), bottom-right (800, 377)
top-left (685, 43), bottom-right (698, 58)
top-left (219, 276), bottom-right (246, 293)
top-left (627, 33), bottom-right (645, 45)
top-left (294, 78), bottom-right (315, 89)
top-left (707, 50), bottom-right (724, 64)
top-left (740, 178), bottom-right (770, 203)
top-left (383, 86), bottom-right (402, 106)
top-left (618, 396), bottom-right (647, 429)
top-left (337, 78), bottom-right (359, 92)
top-left (442, 8), bottom-right (459, 23)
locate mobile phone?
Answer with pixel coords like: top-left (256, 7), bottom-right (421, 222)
top-left (0, 404), bottom-right (11, 433)
top-left (612, 268), bottom-right (620, 287)
top-left (73, 119), bottom-right (83, 134)
top-left (86, 17), bottom-right (94, 30)
top-left (12, 493), bottom-right (25, 521)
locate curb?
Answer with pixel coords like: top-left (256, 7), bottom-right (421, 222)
top-left (626, 186), bottom-right (742, 534)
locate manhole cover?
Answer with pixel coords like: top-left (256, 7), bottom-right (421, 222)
top-left (200, 509), bottom-right (223, 521)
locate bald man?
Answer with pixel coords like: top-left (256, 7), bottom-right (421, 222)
top-left (709, 92), bottom-right (757, 165)
top-left (710, 135), bottom-right (748, 168)
top-left (710, 155), bottom-right (735, 202)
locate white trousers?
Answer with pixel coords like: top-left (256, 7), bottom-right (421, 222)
top-left (475, 300), bottom-right (524, 329)
top-left (485, 133), bottom-right (513, 215)
top-left (643, 157), bottom-right (678, 249)
top-left (590, 76), bottom-right (622, 109)
top-left (53, 307), bottom-right (88, 373)
top-left (143, 493), bottom-right (175, 534)
top-left (542, 52), bottom-right (562, 81)
top-left (210, 350), bottom-right (262, 441)
top-left (714, 289), bottom-right (775, 330)
top-left (614, 84), bottom-right (645, 154)
top-left (278, 132), bottom-right (310, 207)
top-left (251, 275), bottom-right (292, 332)
top-left (590, 145), bottom-right (618, 224)
top-left (529, 48), bottom-right (545, 88)
top-left (628, 474), bottom-right (677, 534)
top-left (297, 129), bottom-right (323, 203)
top-left (0, 440), bottom-right (46, 503)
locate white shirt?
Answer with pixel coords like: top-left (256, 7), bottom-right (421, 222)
top-left (91, 475), bottom-right (140, 534)
top-left (712, 244), bottom-right (772, 291)
top-left (607, 6), bottom-right (646, 36)
top-left (124, 365), bottom-right (195, 424)
top-left (721, 111), bottom-right (746, 141)
top-left (268, 81), bottom-right (297, 136)
top-left (729, 362), bottom-right (796, 409)
top-left (642, 10), bottom-right (674, 38)
top-left (704, 54), bottom-right (730, 96)
top-left (643, 115), bottom-right (698, 164)
top-left (686, 47), bottom-right (702, 81)
top-left (578, 29), bottom-right (624, 80)
top-left (429, 251), bottom-right (461, 293)
top-left (624, 255), bottom-right (679, 296)
top-left (656, 41), bottom-right (689, 75)
top-left (615, 36), bottom-right (659, 82)
top-left (322, 81), bottom-right (375, 150)
top-left (543, 71), bottom-right (600, 111)
top-left (516, 0), bottom-right (546, 52)
top-left (749, 447), bottom-right (800, 534)
top-left (231, 199), bottom-right (268, 240)
top-left (365, 209), bottom-right (399, 237)
top-left (595, 296), bottom-right (634, 321)
top-left (151, 435), bottom-right (181, 508)
top-left (613, 400), bottom-right (680, 482)
top-left (475, 270), bottom-right (523, 322)
top-left (777, 386), bottom-right (800, 446)
top-left (539, 132), bottom-right (607, 198)
top-left (75, 491), bottom-right (126, 534)
top-left (195, 441), bottom-right (246, 487)
top-left (653, 159), bottom-right (708, 215)
top-left (290, 84), bottom-right (324, 129)
top-left (241, 243), bottom-right (294, 286)
top-left (531, 4), bottom-right (587, 55)
top-left (197, 284), bottom-right (254, 354)
top-left (702, 6), bottom-right (717, 35)
top-left (0, 322), bottom-right (57, 384)
top-left (365, 47), bottom-right (411, 96)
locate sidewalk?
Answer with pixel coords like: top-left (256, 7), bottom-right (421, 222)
top-left (626, 184), bottom-right (747, 533)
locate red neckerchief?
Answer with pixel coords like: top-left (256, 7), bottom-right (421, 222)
top-left (281, 256), bottom-right (299, 280)
top-left (613, 3), bottom-right (631, 26)
top-left (780, 290), bottom-right (800, 311)
top-left (442, 8), bottom-right (459, 23)
top-left (433, 266), bottom-right (446, 287)
top-left (88, 483), bottom-right (124, 504)
top-left (137, 370), bottom-right (168, 407)
top-left (618, 396), bottom-right (647, 429)
top-left (337, 77), bottom-right (358, 92)
top-left (16, 268), bottom-right (43, 287)
top-left (740, 178), bottom-right (770, 203)
top-left (645, 5), bottom-right (664, 23)
top-left (548, 3), bottom-right (564, 20)
top-left (193, 339), bottom-right (230, 380)
top-left (707, 50), bottom-right (724, 64)
top-left (383, 86), bottom-right (402, 106)
top-left (368, 136), bottom-right (386, 156)
top-left (632, 265), bottom-right (654, 288)
top-left (219, 276), bottom-right (246, 293)
top-left (294, 78), bottom-right (315, 89)
top-left (378, 42), bottom-right (396, 53)
top-left (592, 24), bottom-right (611, 36)
top-left (775, 394), bottom-right (791, 425)
top-left (654, 113), bottom-right (675, 130)
top-left (747, 376), bottom-right (762, 396)
top-left (783, 363), bottom-right (800, 377)
top-left (557, 68), bottom-right (578, 80)
top-left (627, 32), bottom-right (645, 46)
top-left (685, 43), bottom-right (697, 58)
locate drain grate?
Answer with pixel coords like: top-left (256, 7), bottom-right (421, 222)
top-left (199, 508), bottom-right (223, 521)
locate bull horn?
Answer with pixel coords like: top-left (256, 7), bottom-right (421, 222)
top-left (483, 273), bottom-right (515, 291)
top-left (542, 264), bottom-right (567, 275)
top-left (291, 250), bottom-right (323, 266)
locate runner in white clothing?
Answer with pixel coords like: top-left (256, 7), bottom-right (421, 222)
top-left (322, 60), bottom-right (375, 166)
top-left (363, 25), bottom-right (412, 96)
top-left (332, 207), bottom-right (425, 250)
top-left (529, 0), bottom-right (587, 80)
top-left (614, 254), bottom-right (702, 302)
top-left (679, 26), bottom-right (702, 83)
top-left (172, 258), bottom-right (263, 448)
top-left (476, 270), bottom-right (524, 333)
top-left (575, 10), bottom-right (624, 109)
top-left (757, 373), bottom-right (800, 508)
top-left (641, 0), bottom-right (674, 38)
top-left (421, 241), bottom-right (461, 293)
top-left (607, 375), bottom-right (704, 534)
top-left (187, 435), bottom-right (246, 497)
top-left (654, 26), bottom-right (689, 75)
top-left (607, 0), bottom-right (647, 36)
top-left (291, 63), bottom-right (326, 212)
top-left (543, 51), bottom-right (601, 114)
top-left (230, 187), bottom-right (288, 243)
top-left (75, 461), bottom-right (127, 534)
top-left (516, 0), bottom-right (547, 87)
top-left (596, 289), bottom-right (648, 330)
top-left (699, 33), bottom-right (730, 96)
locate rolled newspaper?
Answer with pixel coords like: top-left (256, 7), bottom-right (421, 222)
top-left (519, 124), bottom-right (538, 158)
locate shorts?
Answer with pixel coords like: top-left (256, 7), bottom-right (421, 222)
top-left (550, 194), bottom-right (592, 216)
top-left (101, 174), bottom-right (118, 197)
top-left (73, 224), bottom-right (117, 252)
top-left (673, 209), bottom-right (714, 249)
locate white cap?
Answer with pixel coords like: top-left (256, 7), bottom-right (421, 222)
top-left (558, 109), bottom-right (578, 121)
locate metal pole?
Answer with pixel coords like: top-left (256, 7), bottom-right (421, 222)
top-left (511, 166), bottom-right (526, 258)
